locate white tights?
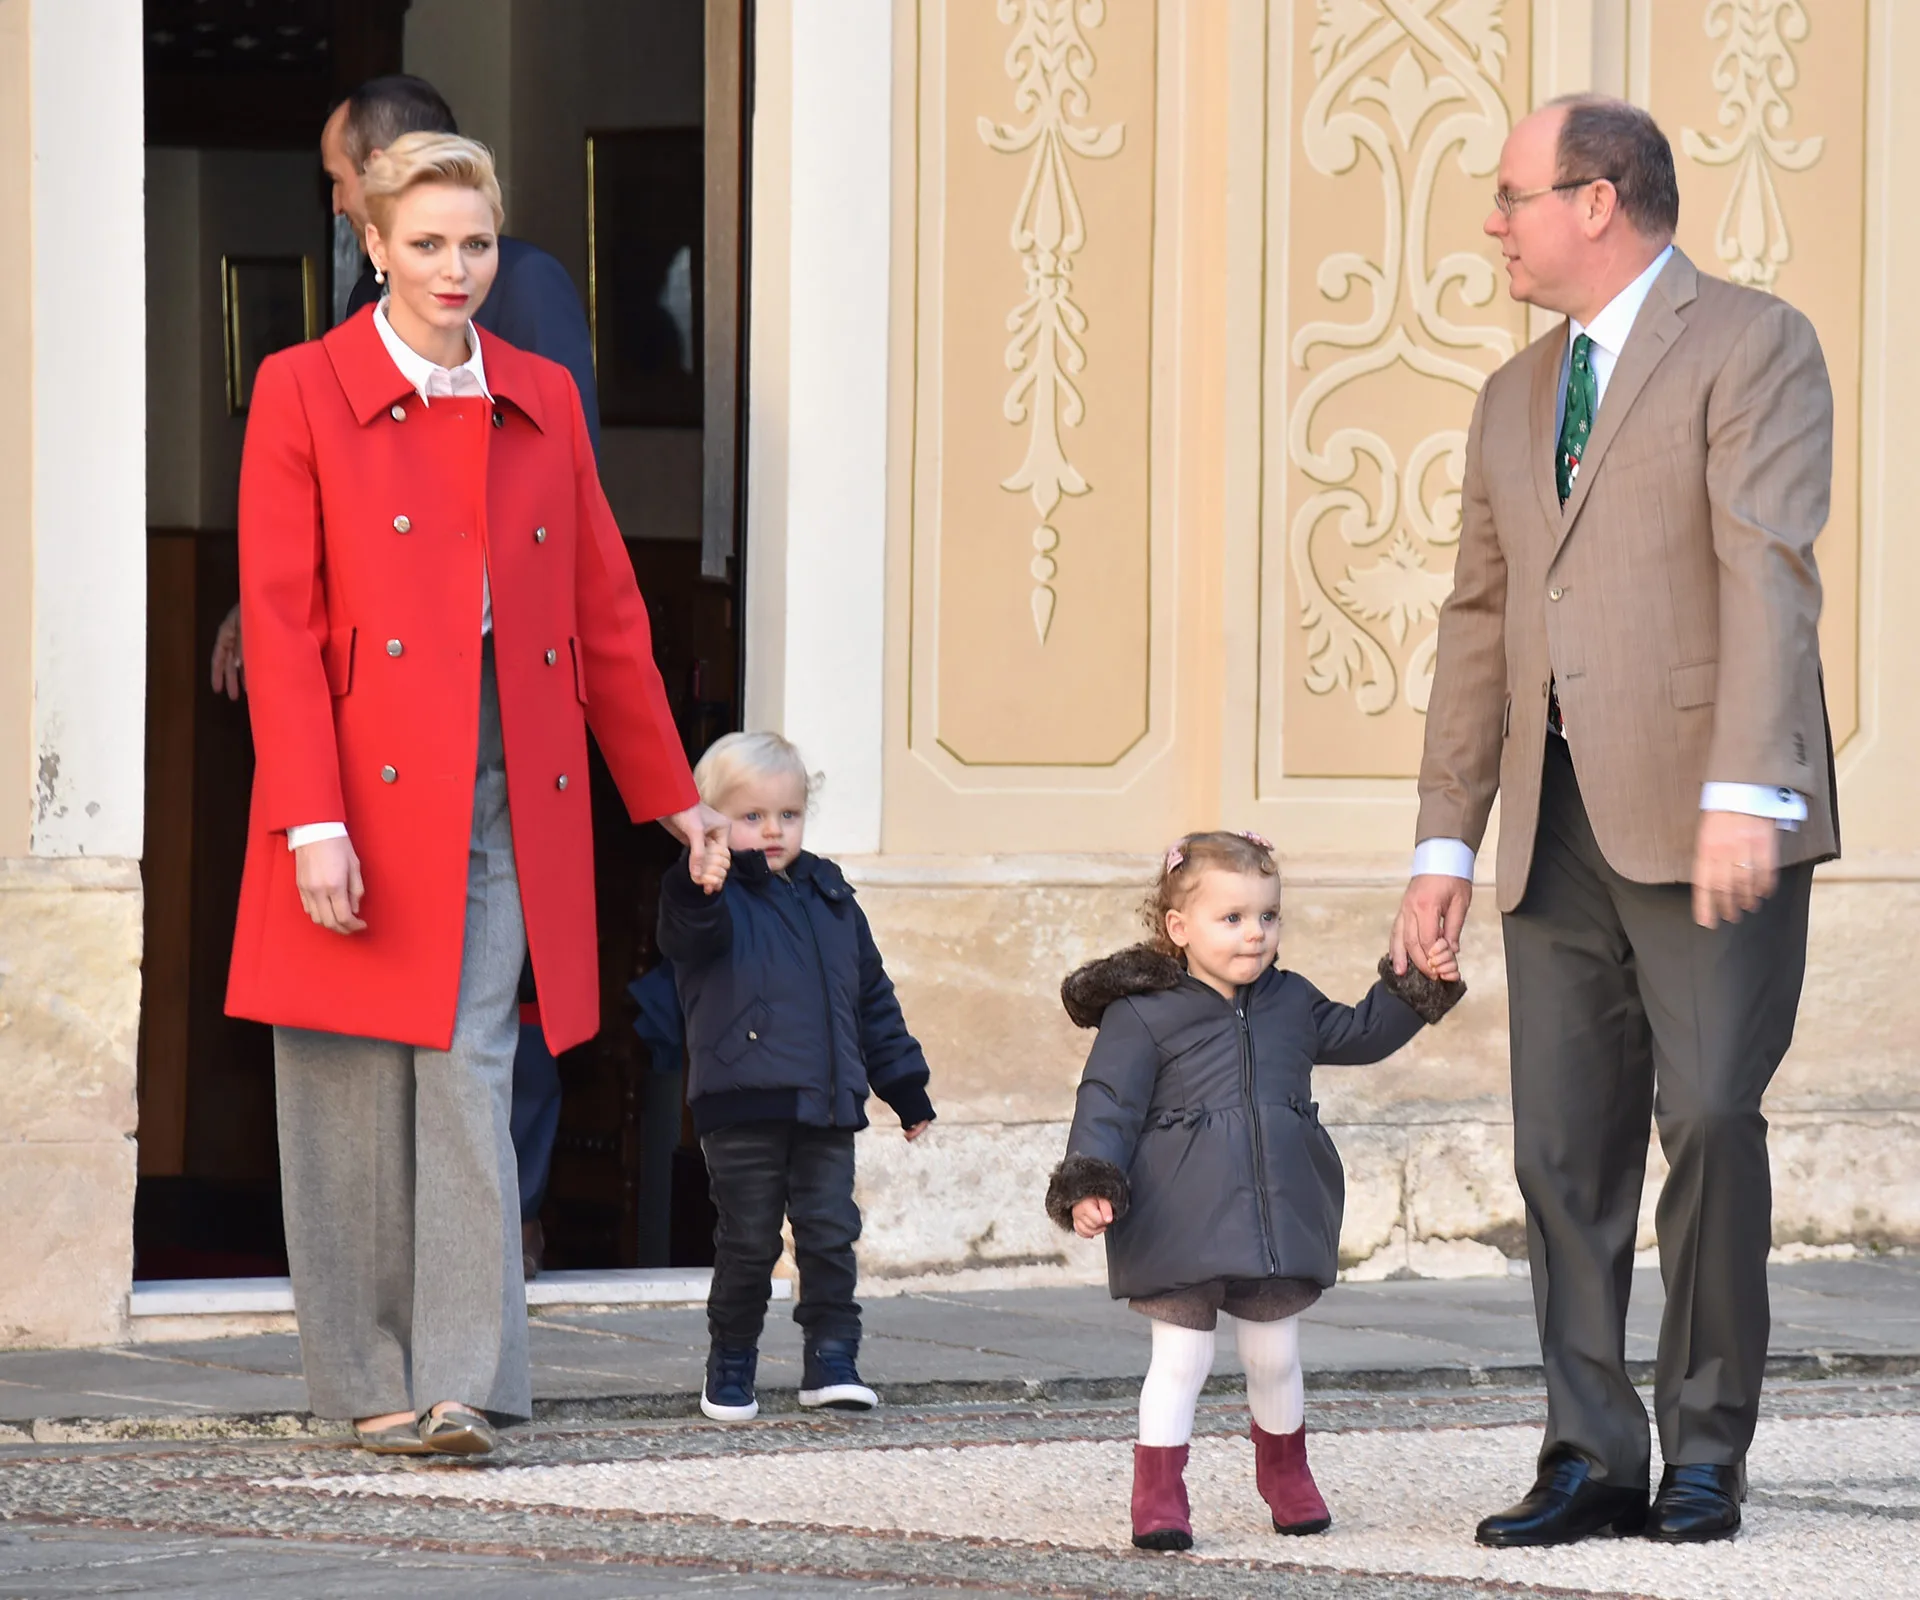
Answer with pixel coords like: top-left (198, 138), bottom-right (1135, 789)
top-left (1136, 1313), bottom-right (1304, 1447)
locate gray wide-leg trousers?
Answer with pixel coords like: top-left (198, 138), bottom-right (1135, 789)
top-left (274, 645), bottom-right (531, 1423)
top-left (1504, 736), bottom-right (1812, 1486)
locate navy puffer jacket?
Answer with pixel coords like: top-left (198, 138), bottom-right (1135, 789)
top-left (657, 849), bottom-right (934, 1135)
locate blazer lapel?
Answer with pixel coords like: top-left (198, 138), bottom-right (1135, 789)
top-left (1556, 250), bottom-right (1699, 547)
top-left (1529, 329), bottom-right (1567, 532)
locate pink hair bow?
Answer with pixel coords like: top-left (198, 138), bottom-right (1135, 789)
top-left (1240, 831), bottom-right (1274, 852)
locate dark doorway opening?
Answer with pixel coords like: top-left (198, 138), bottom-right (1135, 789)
top-left (134, 0), bottom-right (748, 1282)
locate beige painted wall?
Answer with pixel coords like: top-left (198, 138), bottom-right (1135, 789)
top-left (883, 0), bottom-right (1897, 858)
top-left (848, 0), bottom-right (1920, 1291)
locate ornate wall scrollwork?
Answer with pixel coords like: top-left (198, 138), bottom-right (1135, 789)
top-left (1678, 0), bottom-right (1822, 291)
top-left (1279, 0), bottom-right (1525, 770)
top-left (979, 0), bottom-right (1125, 644)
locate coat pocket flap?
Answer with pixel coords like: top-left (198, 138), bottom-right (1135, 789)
top-left (323, 627), bottom-right (357, 697)
top-left (1670, 659), bottom-right (1718, 709)
top-left (713, 999), bottom-right (769, 1068)
top-left (568, 636), bottom-right (589, 706)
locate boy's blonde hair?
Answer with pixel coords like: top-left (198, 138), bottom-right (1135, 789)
top-left (362, 131), bottom-right (504, 235)
top-left (693, 731), bottom-right (819, 813)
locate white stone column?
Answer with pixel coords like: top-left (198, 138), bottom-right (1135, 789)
top-left (744, 0), bottom-right (891, 853)
top-left (29, 0), bottom-right (146, 857)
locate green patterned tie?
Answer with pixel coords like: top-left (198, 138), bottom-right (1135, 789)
top-left (1557, 332), bottom-right (1597, 505)
top-left (1547, 332), bottom-right (1596, 737)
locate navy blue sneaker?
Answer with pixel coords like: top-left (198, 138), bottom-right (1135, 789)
top-left (799, 1337), bottom-right (878, 1411)
top-left (700, 1341), bottom-right (760, 1421)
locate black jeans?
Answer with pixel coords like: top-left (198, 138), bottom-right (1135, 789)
top-left (701, 1121), bottom-right (862, 1348)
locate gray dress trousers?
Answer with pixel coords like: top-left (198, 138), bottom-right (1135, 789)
top-left (1506, 736), bottom-right (1812, 1485)
top-left (274, 640), bottom-right (532, 1422)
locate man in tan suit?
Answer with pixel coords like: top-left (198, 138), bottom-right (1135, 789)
top-left (1391, 96), bottom-right (1838, 1547)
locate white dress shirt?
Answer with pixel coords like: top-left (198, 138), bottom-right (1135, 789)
top-left (1413, 246), bottom-right (1806, 882)
top-left (287, 304), bottom-right (494, 853)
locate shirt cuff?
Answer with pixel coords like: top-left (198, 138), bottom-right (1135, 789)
top-left (1412, 838), bottom-right (1477, 880)
top-left (1700, 783), bottom-right (1807, 832)
top-left (286, 822), bottom-right (349, 852)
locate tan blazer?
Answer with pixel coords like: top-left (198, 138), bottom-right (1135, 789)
top-left (1418, 249), bottom-right (1840, 913)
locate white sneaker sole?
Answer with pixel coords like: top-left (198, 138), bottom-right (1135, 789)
top-left (798, 1382), bottom-right (878, 1411)
top-left (700, 1387), bottom-right (759, 1422)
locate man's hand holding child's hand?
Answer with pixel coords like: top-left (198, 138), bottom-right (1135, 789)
top-left (903, 1121), bottom-right (931, 1143)
top-left (1072, 1196), bottom-right (1114, 1239)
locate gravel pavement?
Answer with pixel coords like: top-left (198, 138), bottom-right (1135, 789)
top-left (3, 1379), bottom-right (1916, 1598)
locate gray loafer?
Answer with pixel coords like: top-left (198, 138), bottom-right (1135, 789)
top-left (419, 1404), bottom-right (497, 1456)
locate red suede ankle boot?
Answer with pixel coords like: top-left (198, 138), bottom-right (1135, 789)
top-left (1131, 1443), bottom-right (1194, 1551)
top-left (1252, 1421), bottom-right (1331, 1535)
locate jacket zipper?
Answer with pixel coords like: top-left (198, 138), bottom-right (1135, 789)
top-left (782, 875), bottom-right (843, 1123)
top-left (1235, 991), bottom-right (1280, 1274)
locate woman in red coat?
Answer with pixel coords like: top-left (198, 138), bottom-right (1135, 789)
top-left (228, 132), bottom-right (727, 1456)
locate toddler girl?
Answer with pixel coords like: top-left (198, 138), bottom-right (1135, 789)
top-left (1044, 831), bottom-right (1463, 1551)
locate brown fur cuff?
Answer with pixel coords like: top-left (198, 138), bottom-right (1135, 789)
top-left (1045, 1154), bottom-right (1131, 1232)
top-left (1377, 955), bottom-right (1467, 1025)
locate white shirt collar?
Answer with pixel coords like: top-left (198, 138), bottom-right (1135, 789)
top-left (373, 300), bottom-right (491, 403)
top-left (1571, 243), bottom-right (1674, 360)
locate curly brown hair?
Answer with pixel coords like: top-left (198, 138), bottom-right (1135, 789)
top-left (1141, 831), bottom-right (1279, 958)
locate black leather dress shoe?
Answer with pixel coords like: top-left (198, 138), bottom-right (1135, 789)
top-left (1476, 1450), bottom-right (1650, 1548)
top-left (1645, 1462), bottom-right (1745, 1543)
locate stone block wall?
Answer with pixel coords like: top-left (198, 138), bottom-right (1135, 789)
top-left (0, 859), bottom-right (141, 1348)
top-left (846, 860), bottom-right (1920, 1293)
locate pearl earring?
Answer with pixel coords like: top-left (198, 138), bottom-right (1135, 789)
top-left (374, 267), bottom-right (386, 286)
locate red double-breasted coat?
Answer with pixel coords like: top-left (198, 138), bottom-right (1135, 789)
top-left (225, 308), bottom-right (697, 1054)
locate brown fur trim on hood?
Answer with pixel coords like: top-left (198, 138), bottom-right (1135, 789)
top-left (1377, 955), bottom-right (1467, 1026)
top-left (1045, 1154), bottom-right (1131, 1233)
top-left (1060, 944), bottom-right (1185, 1030)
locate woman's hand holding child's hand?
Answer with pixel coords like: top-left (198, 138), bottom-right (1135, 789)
top-left (1072, 1196), bottom-right (1114, 1239)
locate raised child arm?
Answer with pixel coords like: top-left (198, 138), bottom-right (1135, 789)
top-left (1312, 957), bottom-right (1466, 1066)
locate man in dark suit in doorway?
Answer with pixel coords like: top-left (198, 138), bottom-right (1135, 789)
top-left (213, 74), bottom-right (603, 1280)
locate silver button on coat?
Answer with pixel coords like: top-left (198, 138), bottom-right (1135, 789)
top-left (556, 774), bottom-right (569, 791)
top-left (534, 526), bottom-right (547, 544)
top-left (392, 515), bottom-right (411, 533)
top-left (380, 765), bottom-right (398, 783)
top-left (390, 404), bottom-right (406, 422)
top-left (545, 649), bottom-right (558, 666)
top-left (386, 640), bottom-right (403, 657)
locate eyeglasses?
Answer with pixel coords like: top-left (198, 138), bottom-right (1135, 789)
top-left (1492, 176), bottom-right (1618, 219)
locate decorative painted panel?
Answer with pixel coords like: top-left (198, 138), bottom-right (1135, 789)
top-left (910, 0), bottom-right (1159, 770)
top-left (1637, 0), bottom-right (1867, 748)
top-left (1263, 0), bottom-right (1532, 782)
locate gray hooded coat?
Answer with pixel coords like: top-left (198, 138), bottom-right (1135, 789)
top-left (1045, 946), bottom-right (1463, 1300)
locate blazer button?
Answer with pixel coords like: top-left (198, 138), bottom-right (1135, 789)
top-left (386, 639), bottom-right (403, 657)
top-left (556, 774), bottom-right (569, 791)
top-left (390, 404), bottom-right (406, 423)
top-left (533, 526), bottom-right (547, 544)
top-left (393, 515), bottom-right (411, 534)
top-left (747, 1030), bottom-right (759, 1041)
top-left (381, 765), bottom-right (398, 784)
top-left (545, 648), bottom-right (558, 666)
top-left (1548, 586), bottom-right (1564, 602)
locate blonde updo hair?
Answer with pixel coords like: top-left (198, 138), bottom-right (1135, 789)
top-left (693, 731), bottom-right (821, 814)
top-left (1143, 831), bottom-right (1280, 958)
top-left (361, 131), bottom-right (504, 236)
